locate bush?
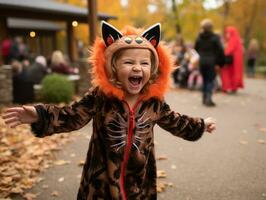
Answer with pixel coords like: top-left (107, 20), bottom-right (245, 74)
top-left (40, 74), bottom-right (74, 103)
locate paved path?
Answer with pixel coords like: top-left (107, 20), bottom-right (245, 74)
top-left (14, 78), bottom-right (266, 200)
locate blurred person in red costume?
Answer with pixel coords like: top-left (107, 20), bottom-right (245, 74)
top-left (220, 26), bottom-right (244, 93)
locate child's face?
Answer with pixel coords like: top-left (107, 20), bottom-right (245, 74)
top-left (115, 48), bottom-right (152, 97)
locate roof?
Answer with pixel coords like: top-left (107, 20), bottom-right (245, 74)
top-left (8, 18), bottom-right (62, 31)
top-left (0, 0), bottom-right (117, 22)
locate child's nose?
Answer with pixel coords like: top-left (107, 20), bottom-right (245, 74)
top-left (132, 64), bottom-right (141, 71)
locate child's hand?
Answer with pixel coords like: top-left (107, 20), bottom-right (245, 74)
top-left (2, 106), bottom-right (38, 128)
top-left (204, 117), bottom-right (216, 134)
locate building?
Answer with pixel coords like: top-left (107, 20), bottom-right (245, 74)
top-left (0, 0), bottom-right (116, 62)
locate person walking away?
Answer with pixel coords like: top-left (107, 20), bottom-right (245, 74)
top-left (195, 19), bottom-right (225, 106)
top-left (220, 26), bottom-right (244, 93)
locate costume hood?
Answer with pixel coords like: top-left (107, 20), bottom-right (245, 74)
top-left (89, 21), bottom-right (174, 101)
top-left (224, 26), bottom-right (242, 55)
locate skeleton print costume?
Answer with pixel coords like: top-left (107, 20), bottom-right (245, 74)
top-left (31, 22), bottom-right (205, 200)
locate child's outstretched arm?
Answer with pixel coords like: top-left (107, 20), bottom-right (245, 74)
top-left (3, 106), bottom-right (38, 128)
top-left (156, 101), bottom-right (215, 141)
top-left (2, 88), bottom-right (99, 138)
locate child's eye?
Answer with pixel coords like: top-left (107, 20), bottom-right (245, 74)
top-left (142, 62), bottom-right (150, 65)
top-left (124, 61), bottom-right (133, 64)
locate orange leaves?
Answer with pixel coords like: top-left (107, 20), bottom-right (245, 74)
top-left (156, 154), bottom-right (174, 193)
top-left (0, 117), bottom-right (74, 198)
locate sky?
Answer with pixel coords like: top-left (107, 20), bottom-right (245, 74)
top-left (203, 0), bottom-right (224, 10)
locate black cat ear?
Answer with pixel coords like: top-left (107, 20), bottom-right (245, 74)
top-left (141, 23), bottom-right (161, 48)
top-left (101, 21), bottom-right (123, 47)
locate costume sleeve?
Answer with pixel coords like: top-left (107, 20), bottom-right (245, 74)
top-left (31, 88), bottom-right (99, 137)
top-left (156, 101), bottom-right (205, 141)
top-left (213, 35), bottom-right (225, 67)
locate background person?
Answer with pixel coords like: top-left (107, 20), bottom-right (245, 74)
top-left (195, 19), bottom-right (225, 106)
top-left (220, 26), bottom-right (244, 93)
top-left (50, 50), bottom-right (77, 74)
top-left (246, 38), bottom-right (259, 78)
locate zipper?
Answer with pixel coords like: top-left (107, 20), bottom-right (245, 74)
top-left (120, 99), bottom-right (142, 200)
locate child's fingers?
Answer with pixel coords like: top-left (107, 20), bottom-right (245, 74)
top-left (210, 124), bottom-right (216, 130)
top-left (8, 121), bottom-right (21, 128)
top-left (4, 107), bottom-right (23, 114)
top-left (4, 117), bottom-right (20, 125)
top-left (2, 112), bottom-right (19, 119)
top-left (207, 124), bottom-right (216, 133)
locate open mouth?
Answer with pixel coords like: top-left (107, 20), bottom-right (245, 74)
top-left (128, 76), bottom-right (142, 86)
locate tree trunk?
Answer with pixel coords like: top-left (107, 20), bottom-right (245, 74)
top-left (171, 0), bottom-right (181, 34)
top-left (243, 0), bottom-right (259, 47)
top-left (222, 0), bottom-right (230, 30)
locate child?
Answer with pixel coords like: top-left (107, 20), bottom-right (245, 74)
top-left (3, 22), bottom-right (216, 200)
top-left (186, 44), bottom-right (202, 90)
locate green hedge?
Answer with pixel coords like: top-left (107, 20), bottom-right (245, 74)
top-left (40, 74), bottom-right (74, 103)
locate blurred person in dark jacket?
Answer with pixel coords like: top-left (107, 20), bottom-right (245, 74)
top-left (26, 55), bottom-right (49, 84)
top-left (11, 60), bottom-right (34, 104)
top-left (195, 19), bottom-right (225, 107)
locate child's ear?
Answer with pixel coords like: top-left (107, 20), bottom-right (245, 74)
top-left (141, 23), bottom-right (161, 48)
top-left (101, 21), bottom-right (123, 47)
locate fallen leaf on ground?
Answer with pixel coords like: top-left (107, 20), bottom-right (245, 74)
top-left (259, 128), bottom-right (266, 133)
top-left (156, 155), bottom-right (168, 160)
top-left (156, 181), bottom-right (167, 193)
top-left (239, 140), bottom-right (248, 145)
top-left (70, 153), bottom-right (76, 157)
top-left (0, 113), bottom-right (76, 198)
top-left (54, 160), bottom-right (70, 166)
top-left (157, 170), bottom-right (167, 178)
top-left (257, 139), bottom-right (266, 144)
top-left (167, 182), bottom-right (173, 187)
top-left (42, 184), bottom-right (49, 189)
top-left (58, 177), bottom-right (65, 182)
top-left (78, 160), bottom-right (85, 166)
top-left (51, 190), bottom-right (60, 197)
top-left (23, 192), bottom-right (38, 200)
top-left (171, 164), bottom-right (177, 169)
